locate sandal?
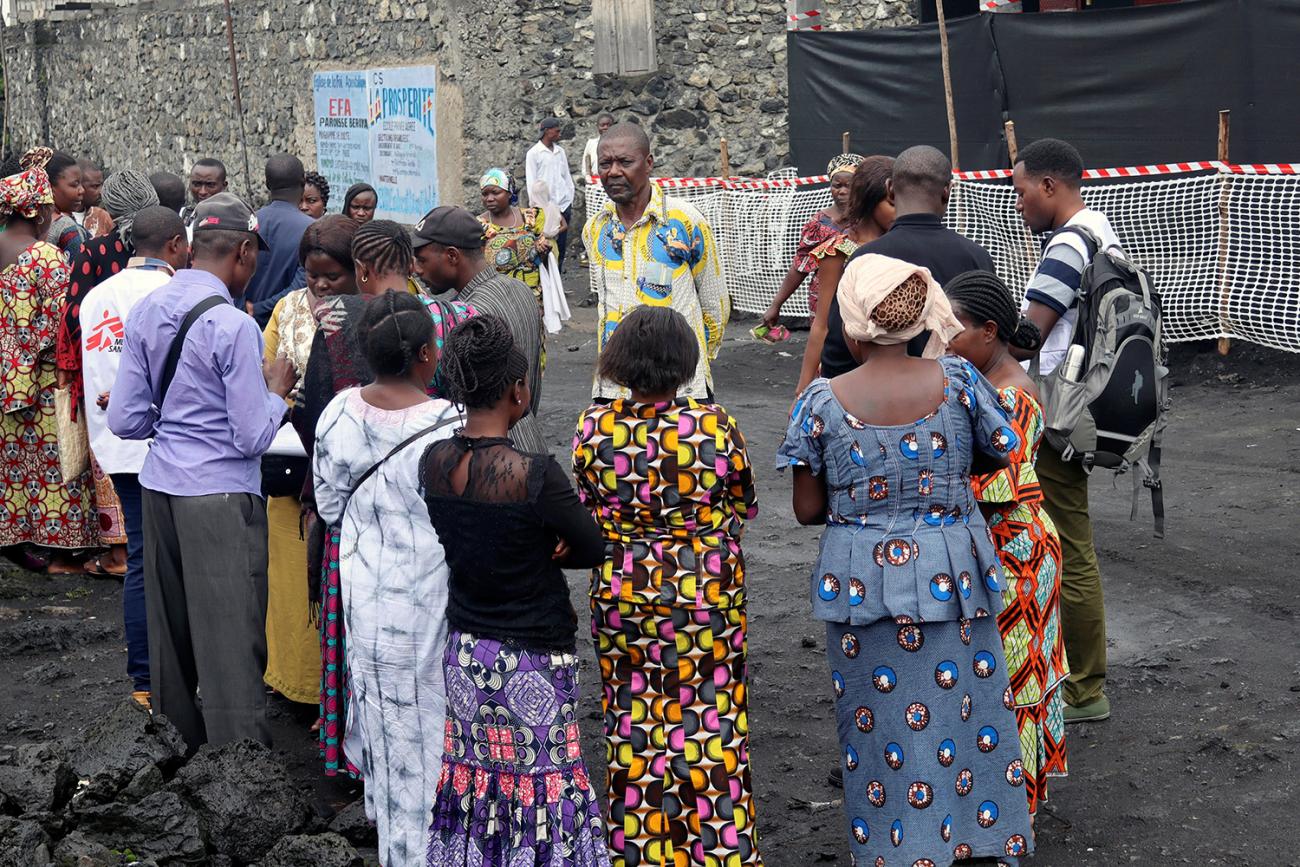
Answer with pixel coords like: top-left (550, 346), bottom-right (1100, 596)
top-left (83, 555), bottom-right (126, 578)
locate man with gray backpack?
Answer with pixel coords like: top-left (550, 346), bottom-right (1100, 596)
top-left (1011, 138), bottom-right (1169, 726)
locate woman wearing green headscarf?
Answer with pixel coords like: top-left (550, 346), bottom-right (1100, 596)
top-left (476, 167), bottom-right (565, 304)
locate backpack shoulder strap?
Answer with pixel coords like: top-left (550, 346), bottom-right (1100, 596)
top-left (159, 294), bottom-right (227, 406)
top-left (348, 414), bottom-right (461, 497)
top-left (1053, 224), bottom-right (1100, 258)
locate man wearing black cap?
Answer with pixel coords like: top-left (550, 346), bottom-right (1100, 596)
top-left (412, 205), bottom-right (546, 452)
top-left (110, 191), bottom-right (297, 752)
top-left (525, 118), bottom-right (576, 270)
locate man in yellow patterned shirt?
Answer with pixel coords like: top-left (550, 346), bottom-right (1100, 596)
top-left (582, 123), bottom-right (728, 400)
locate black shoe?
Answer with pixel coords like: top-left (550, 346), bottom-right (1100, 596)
top-left (828, 766), bottom-right (843, 789)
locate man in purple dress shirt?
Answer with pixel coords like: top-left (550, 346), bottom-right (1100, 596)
top-left (109, 192), bottom-right (296, 751)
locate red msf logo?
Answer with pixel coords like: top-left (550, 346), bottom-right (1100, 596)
top-left (85, 313), bottom-right (124, 352)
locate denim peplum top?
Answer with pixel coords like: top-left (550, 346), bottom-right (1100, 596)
top-left (776, 356), bottom-right (1021, 626)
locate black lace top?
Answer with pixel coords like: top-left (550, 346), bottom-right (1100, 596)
top-left (420, 434), bottom-right (604, 652)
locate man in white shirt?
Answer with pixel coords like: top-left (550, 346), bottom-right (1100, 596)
top-left (82, 206), bottom-right (190, 710)
top-left (1011, 137), bottom-right (1121, 726)
top-left (578, 113), bottom-right (616, 268)
top-left (525, 117), bottom-right (576, 271)
top-left (581, 113), bottom-right (616, 180)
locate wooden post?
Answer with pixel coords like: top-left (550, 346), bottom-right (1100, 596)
top-left (842, 131), bottom-right (851, 154)
top-left (1216, 110), bottom-right (1232, 356)
top-left (935, 0), bottom-right (960, 171)
top-left (1004, 120), bottom-right (1019, 166)
top-left (222, 0), bottom-right (254, 201)
top-left (720, 138), bottom-right (730, 178)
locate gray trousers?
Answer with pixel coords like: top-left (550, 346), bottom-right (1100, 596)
top-left (142, 489), bottom-right (271, 751)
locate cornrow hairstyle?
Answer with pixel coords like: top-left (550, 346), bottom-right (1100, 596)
top-left (304, 170), bottom-right (331, 205)
top-left (848, 155), bottom-right (895, 226)
top-left (440, 314), bottom-right (528, 409)
top-left (359, 290), bottom-right (434, 378)
top-left (945, 270), bottom-right (1042, 351)
top-left (46, 151), bottom-right (78, 184)
top-left (299, 213), bottom-right (360, 271)
top-left (352, 219), bottom-right (414, 277)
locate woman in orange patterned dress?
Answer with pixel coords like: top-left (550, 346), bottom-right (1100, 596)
top-left (574, 306), bottom-right (763, 867)
top-left (945, 270), bottom-right (1069, 816)
top-left (0, 150), bottom-right (99, 572)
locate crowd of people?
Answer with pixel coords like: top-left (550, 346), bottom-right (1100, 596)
top-left (0, 116), bottom-right (1119, 867)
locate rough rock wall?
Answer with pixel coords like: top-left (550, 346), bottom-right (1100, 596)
top-left (3, 0), bottom-right (913, 208)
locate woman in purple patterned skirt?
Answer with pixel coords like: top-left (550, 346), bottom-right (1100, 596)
top-left (421, 314), bottom-right (611, 867)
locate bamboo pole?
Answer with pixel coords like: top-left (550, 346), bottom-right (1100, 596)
top-left (841, 131), bottom-right (850, 154)
top-left (1004, 120), bottom-right (1019, 166)
top-left (935, 1), bottom-right (960, 170)
top-left (1216, 110), bottom-right (1232, 356)
top-left (222, 0), bottom-right (255, 202)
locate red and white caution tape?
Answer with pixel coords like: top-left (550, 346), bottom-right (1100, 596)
top-left (586, 161), bottom-right (1300, 192)
top-left (787, 8), bottom-right (823, 30)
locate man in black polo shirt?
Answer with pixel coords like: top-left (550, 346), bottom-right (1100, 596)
top-left (821, 145), bottom-right (994, 377)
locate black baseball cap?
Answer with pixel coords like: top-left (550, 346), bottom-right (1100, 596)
top-left (411, 205), bottom-right (485, 250)
top-left (191, 192), bottom-right (269, 250)
top-left (539, 117), bottom-right (561, 131)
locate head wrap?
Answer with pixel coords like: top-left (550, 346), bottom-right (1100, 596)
top-left (479, 168), bottom-right (518, 205)
top-left (837, 253), bottom-right (963, 358)
top-left (0, 148), bottom-right (54, 222)
top-left (342, 183), bottom-right (377, 215)
top-left (826, 152), bottom-right (865, 179)
top-left (100, 170), bottom-right (159, 248)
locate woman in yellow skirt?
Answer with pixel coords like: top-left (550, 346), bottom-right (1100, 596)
top-left (262, 215), bottom-right (360, 705)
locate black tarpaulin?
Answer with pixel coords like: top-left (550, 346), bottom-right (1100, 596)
top-left (787, 0), bottom-right (1300, 172)
top-left (788, 14), bottom-right (1006, 173)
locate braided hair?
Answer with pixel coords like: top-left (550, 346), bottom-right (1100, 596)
top-left (360, 290), bottom-right (434, 378)
top-left (352, 219), bottom-right (414, 277)
top-left (945, 270), bottom-right (1042, 351)
top-left (304, 170), bottom-right (330, 206)
top-left (440, 315), bottom-right (527, 409)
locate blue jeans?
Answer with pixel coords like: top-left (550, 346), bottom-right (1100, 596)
top-left (111, 473), bottom-right (149, 692)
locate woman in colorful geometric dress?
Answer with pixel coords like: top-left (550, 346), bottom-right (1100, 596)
top-left (423, 315), bottom-right (611, 867)
top-left (792, 156), bottom-right (896, 394)
top-left (763, 152), bottom-right (864, 327)
top-left (478, 167), bottom-right (561, 303)
top-left (573, 306), bottom-right (764, 867)
top-left (0, 149), bottom-right (98, 571)
top-left (777, 254), bottom-right (1035, 866)
top-left (946, 270), bottom-right (1069, 817)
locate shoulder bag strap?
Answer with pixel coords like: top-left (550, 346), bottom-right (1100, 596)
top-left (348, 414), bottom-right (461, 497)
top-left (159, 295), bottom-right (227, 406)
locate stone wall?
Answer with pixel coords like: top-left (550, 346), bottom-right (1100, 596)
top-left (2, 0), bottom-right (914, 210)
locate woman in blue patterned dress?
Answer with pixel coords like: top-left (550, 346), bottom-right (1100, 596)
top-left (777, 254), bottom-right (1035, 866)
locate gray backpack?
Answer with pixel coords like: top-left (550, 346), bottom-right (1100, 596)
top-left (1031, 226), bottom-right (1170, 537)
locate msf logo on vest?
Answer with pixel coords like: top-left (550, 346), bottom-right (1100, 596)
top-left (85, 311), bottom-right (125, 354)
